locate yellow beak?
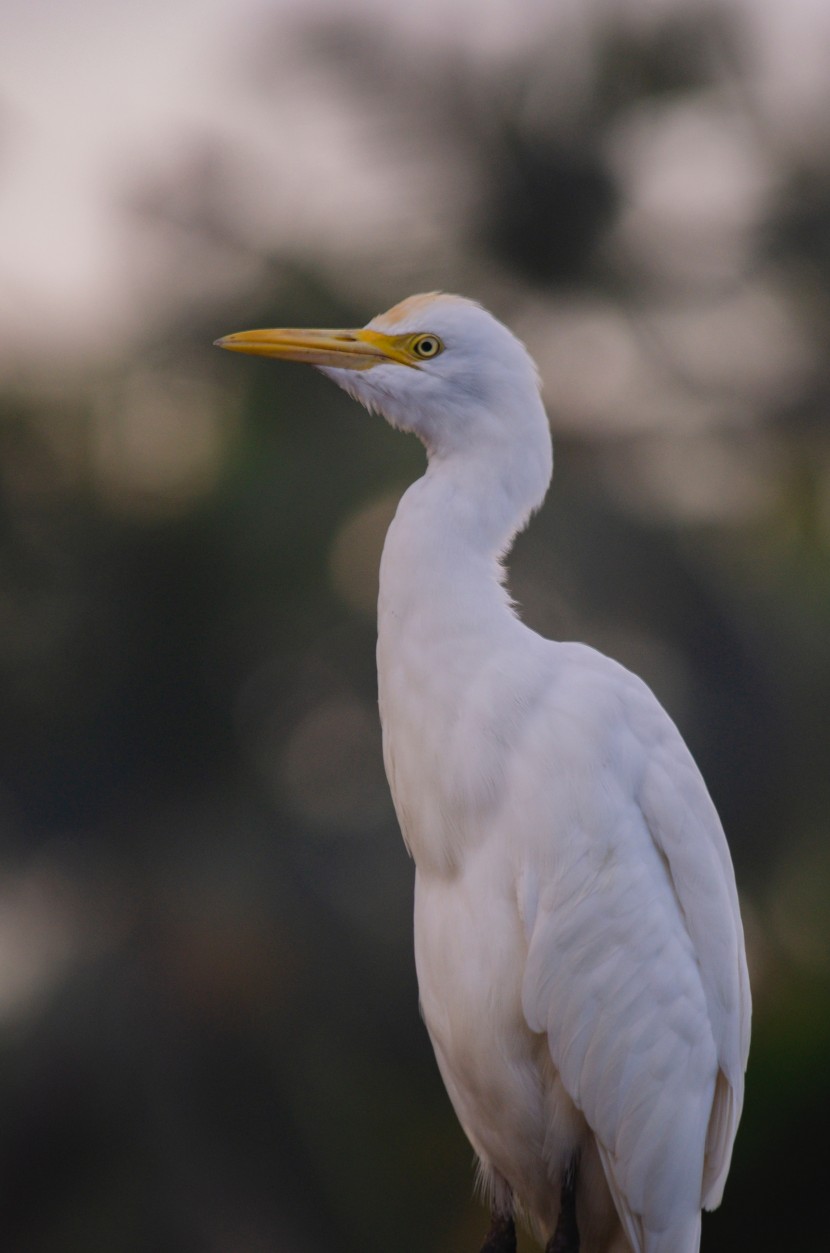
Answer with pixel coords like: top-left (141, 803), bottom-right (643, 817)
top-left (213, 326), bottom-right (414, 371)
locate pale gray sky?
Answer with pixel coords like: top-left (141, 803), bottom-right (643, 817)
top-left (0, 0), bottom-right (827, 359)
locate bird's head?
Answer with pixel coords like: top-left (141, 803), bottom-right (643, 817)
top-left (216, 293), bottom-right (550, 468)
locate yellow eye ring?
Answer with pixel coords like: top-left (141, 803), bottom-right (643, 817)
top-left (411, 334), bottom-right (443, 360)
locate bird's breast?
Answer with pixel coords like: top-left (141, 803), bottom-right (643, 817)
top-left (377, 601), bottom-right (555, 877)
top-left (378, 629), bottom-right (490, 875)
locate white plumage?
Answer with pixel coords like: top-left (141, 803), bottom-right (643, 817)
top-left (216, 293), bottom-right (751, 1253)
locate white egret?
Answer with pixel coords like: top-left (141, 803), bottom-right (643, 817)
top-left (216, 294), bottom-right (750, 1253)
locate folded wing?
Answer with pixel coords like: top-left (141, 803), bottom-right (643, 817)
top-left (519, 651), bottom-right (750, 1250)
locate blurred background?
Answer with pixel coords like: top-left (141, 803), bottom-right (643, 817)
top-left (1, 0), bottom-right (829, 1249)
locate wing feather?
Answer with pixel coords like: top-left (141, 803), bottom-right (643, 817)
top-left (635, 687), bottom-right (751, 1207)
top-left (519, 647), bottom-right (750, 1247)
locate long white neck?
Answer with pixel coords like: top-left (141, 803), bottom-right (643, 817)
top-left (376, 410), bottom-right (553, 875)
top-left (380, 390), bottom-right (553, 621)
top-left (380, 475), bottom-right (504, 639)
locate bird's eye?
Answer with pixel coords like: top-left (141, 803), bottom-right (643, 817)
top-left (411, 334), bottom-right (443, 359)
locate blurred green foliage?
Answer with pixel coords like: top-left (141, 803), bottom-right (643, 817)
top-left (1, 5), bottom-right (830, 1251)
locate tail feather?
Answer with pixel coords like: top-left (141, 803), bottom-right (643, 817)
top-left (594, 1138), bottom-right (703, 1253)
top-left (644, 1214), bottom-right (701, 1253)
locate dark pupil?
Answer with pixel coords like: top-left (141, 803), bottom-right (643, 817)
top-left (419, 339), bottom-right (435, 355)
